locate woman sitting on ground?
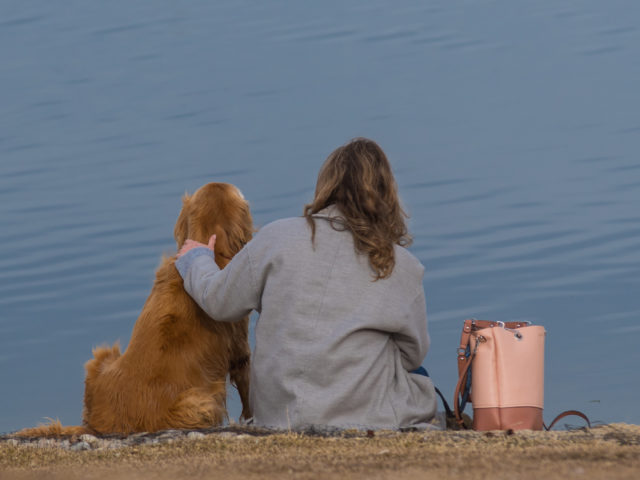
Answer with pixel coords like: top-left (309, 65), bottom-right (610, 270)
top-left (176, 137), bottom-right (437, 430)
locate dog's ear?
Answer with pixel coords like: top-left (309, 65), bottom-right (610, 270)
top-left (174, 193), bottom-right (191, 247)
top-left (212, 225), bottom-right (233, 269)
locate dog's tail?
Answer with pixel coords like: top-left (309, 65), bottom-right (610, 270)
top-left (14, 345), bottom-right (123, 439)
top-left (13, 419), bottom-right (89, 438)
top-left (85, 342), bottom-right (121, 380)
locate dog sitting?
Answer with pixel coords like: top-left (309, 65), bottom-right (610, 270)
top-left (16, 182), bottom-right (253, 436)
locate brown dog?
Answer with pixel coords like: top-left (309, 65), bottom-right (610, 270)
top-left (17, 182), bottom-right (253, 436)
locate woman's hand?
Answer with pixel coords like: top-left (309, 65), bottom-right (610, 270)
top-left (177, 234), bottom-right (216, 258)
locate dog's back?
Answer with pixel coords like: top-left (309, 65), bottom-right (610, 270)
top-left (15, 183), bottom-right (253, 437)
top-left (82, 259), bottom-right (231, 433)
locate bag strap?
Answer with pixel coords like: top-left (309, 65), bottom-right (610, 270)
top-left (454, 353), bottom-right (473, 428)
top-left (544, 410), bottom-right (591, 430)
top-left (453, 319), bottom-right (478, 428)
top-left (457, 319), bottom-right (474, 376)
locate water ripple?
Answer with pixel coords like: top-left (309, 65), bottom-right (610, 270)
top-left (363, 29), bottom-right (417, 43)
top-left (433, 220), bottom-right (549, 241)
top-left (297, 29), bottom-right (357, 42)
top-left (3, 143), bottom-right (45, 153)
top-left (412, 33), bottom-right (456, 45)
top-left (476, 229), bottom-right (582, 250)
top-left (0, 15), bottom-right (46, 28)
top-left (431, 187), bottom-right (515, 206)
top-left (491, 228), bottom-right (640, 264)
top-left (403, 179), bottom-right (468, 190)
top-left (598, 26), bottom-right (636, 36)
top-left (616, 126), bottom-right (640, 135)
top-left (604, 163), bottom-right (640, 173)
top-left (92, 21), bottom-right (155, 37)
top-left (573, 155), bottom-right (621, 164)
top-left (580, 45), bottom-right (623, 56)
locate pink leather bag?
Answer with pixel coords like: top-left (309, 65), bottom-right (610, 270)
top-left (453, 319), bottom-right (589, 431)
top-left (454, 319), bottom-right (544, 430)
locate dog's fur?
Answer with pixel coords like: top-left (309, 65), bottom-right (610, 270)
top-left (16, 182), bottom-right (253, 437)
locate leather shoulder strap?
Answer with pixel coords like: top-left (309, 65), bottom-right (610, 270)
top-left (454, 353), bottom-right (473, 428)
top-left (545, 410), bottom-right (591, 430)
top-left (457, 319), bottom-right (474, 376)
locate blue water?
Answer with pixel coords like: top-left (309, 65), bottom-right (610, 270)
top-left (1, 1), bottom-right (639, 433)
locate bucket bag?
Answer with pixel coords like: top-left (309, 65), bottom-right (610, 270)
top-left (452, 319), bottom-right (590, 431)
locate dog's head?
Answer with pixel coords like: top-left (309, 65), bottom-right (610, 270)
top-left (174, 183), bottom-right (253, 268)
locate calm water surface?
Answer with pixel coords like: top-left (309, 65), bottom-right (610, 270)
top-left (1, 1), bottom-right (639, 432)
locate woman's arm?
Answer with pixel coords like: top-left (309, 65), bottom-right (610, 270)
top-left (175, 240), bottom-right (262, 322)
top-left (392, 289), bottom-right (430, 371)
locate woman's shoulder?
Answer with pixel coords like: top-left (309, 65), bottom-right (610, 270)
top-left (256, 216), bottom-right (308, 236)
top-left (393, 244), bottom-right (426, 283)
top-left (249, 216), bottom-right (310, 249)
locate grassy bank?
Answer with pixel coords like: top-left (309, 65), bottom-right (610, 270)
top-left (1, 424), bottom-right (639, 480)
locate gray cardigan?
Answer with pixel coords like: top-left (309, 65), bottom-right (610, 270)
top-left (176, 206), bottom-right (437, 430)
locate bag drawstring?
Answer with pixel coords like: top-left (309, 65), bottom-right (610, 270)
top-left (435, 386), bottom-right (454, 420)
top-left (454, 350), bottom-right (474, 428)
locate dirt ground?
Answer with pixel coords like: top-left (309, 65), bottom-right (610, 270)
top-left (1, 424), bottom-right (639, 480)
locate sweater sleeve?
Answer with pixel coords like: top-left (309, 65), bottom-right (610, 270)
top-left (392, 289), bottom-right (430, 371)
top-left (175, 242), bottom-right (262, 322)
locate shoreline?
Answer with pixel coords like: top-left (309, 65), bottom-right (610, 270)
top-left (1, 423), bottom-right (639, 479)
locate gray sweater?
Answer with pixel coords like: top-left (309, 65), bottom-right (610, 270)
top-left (175, 206), bottom-right (437, 430)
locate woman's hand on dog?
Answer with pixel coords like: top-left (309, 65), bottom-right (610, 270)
top-left (177, 234), bottom-right (216, 258)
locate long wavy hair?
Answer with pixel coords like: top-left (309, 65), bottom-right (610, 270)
top-left (303, 138), bottom-right (411, 280)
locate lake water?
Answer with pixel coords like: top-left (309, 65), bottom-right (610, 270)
top-left (1, 1), bottom-right (639, 433)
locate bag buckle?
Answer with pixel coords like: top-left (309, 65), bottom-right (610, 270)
top-left (496, 321), bottom-right (524, 340)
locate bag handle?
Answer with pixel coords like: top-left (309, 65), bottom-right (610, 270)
top-left (454, 319), bottom-right (476, 428)
top-left (544, 410), bottom-right (591, 430)
top-left (454, 352), bottom-right (473, 428)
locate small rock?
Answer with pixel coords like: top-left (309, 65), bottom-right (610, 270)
top-left (187, 432), bottom-right (205, 440)
top-left (59, 440), bottom-right (71, 450)
top-left (96, 439), bottom-right (118, 449)
top-left (37, 439), bottom-right (56, 449)
top-left (6, 439), bottom-right (19, 447)
top-left (125, 433), bottom-right (150, 446)
top-left (155, 432), bottom-right (182, 443)
top-left (80, 434), bottom-right (99, 445)
top-left (71, 441), bottom-right (91, 451)
top-left (218, 432), bottom-right (235, 439)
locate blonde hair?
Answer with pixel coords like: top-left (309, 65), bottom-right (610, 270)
top-left (303, 138), bottom-right (411, 280)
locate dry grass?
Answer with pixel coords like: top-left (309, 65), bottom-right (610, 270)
top-left (1, 424), bottom-right (639, 480)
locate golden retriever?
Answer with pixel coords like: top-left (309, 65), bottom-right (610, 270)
top-left (16, 182), bottom-right (253, 436)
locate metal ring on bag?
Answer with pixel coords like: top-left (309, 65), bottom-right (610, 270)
top-left (496, 320), bottom-right (525, 340)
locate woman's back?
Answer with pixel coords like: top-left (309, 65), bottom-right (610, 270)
top-left (177, 137), bottom-right (437, 429)
top-left (246, 206), bottom-right (436, 429)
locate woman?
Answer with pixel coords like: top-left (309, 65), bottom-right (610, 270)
top-left (176, 138), bottom-right (437, 430)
